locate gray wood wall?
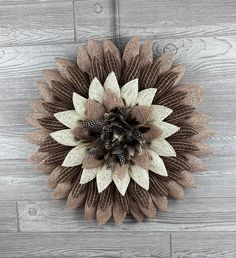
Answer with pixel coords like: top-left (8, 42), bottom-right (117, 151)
top-left (0, 0), bottom-right (236, 257)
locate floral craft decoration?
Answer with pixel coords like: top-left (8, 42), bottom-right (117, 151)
top-left (26, 37), bottom-right (213, 224)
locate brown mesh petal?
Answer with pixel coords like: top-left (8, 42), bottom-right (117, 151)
top-left (155, 51), bottom-right (175, 75)
top-left (122, 36), bottom-right (140, 67)
top-left (132, 150), bottom-right (150, 170)
top-left (42, 101), bottom-right (68, 114)
top-left (168, 140), bottom-right (199, 154)
top-left (26, 130), bottom-right (49, 145)
top-left (143, 124), bottom-right (162, 141)
top-left (193, 142), bottom-right (213, 156)
top-left (72, 126), bottom-right (90, 139)
top-left (130, 106), bottom-right (152, 124)
top-left (185, 111), bottom-right (213, 129)
top-left (165, 105), bottom-right (195, 124)
top-left (164, 180), bottom-right (184, 199)
top-left (116, 190), bottom-right (130, 212)
top-left (155, 90), bottom-right (187, 109)
top-left (50, 80), bottom-right (74, 106)
top-left (29, 151), bottom-right (48, 164)
top-left (26, 112), bottom-right (50, 129)
top-left (42, 69), bottom-right (68, 85)
top-left (150, 193), bottom-right (168, 211)
top-left (29, 100), bottom-right (48, 113)
top-left (113, 199), bottom-right (127, 224)
top-left (184, 154), bottom-right (207, 172)
top-left (37, 117), bottom-right (66, 131)
top-left (46, 166), bottom-right (62, 188)
top-left (129, 180), bottom-right (149, 209)
top-left (85, 180), bottom-right (99, 208)
top-left (122, 55), bottom-right (140, 84)
top-left (66, 189), bottom-right (87, 209)
top-left (85, 202), bottom-right (97, 221)
top-left (138, 196), bottom-right (156, 219)
top-left (53, 181), bottom-right (72, 199)
top-left (85, 99), bottom-right (106, 120)
top-left (55, 58), bottom-right (76, 81)
top-left (177, 170), bottom-right (197, 188)
top-left (149, 173), bottom-right (168, 196)
top-left (37, 81), bottom-right (55, 102)
top-left (139, 39), bottom-right (153, 71)
top-left (139, 61), bottom-right (162, 90)
top-left (103, 89), bottom-right (124, 112)
top-left (89, 56), bottom-right (106, 84)
top-left (36, 163), bottom-right (56, 174)
top-left (82, 155), bottom-right (104, 169)
top-left (39, 136), bottom-right (67, 153)
top-left (103, 39), bottom-right (121, 65)
top-left (104, 50), bottom-right (121, 81)
top-left (191, 128), bottom-right (215, 142)
top-left (113, 164), bottom-right (129, 180)
top-left (169, 123), bottom-right (198, 139)
top-left (162, 156), bottom-right (190, 172)
top-left (77, 46), bottom-right (91, 74)
top-left (175, 84), bottom-right (205, 108)
top-left (71, 170), bottom-right (85, 198)
top-left (87, 39), bottom-right (104, 64)
top-left (42, 147), bottom-right (70, 166)
top-left (57, 166), bottom-right (80, 184)
top-left (67, 66), bottom-right (90, 97)
top-left (154, 64), bottom-right (186, 101)
top-left (128, 195), bottom-right (144, 222)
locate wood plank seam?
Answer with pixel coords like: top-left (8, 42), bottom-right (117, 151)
top-left (16, 202), bottom-right (20, 232)
top-left (113, 0), bottom-right (121, 46)
top-left (72, 1), bottom-right (76, 43)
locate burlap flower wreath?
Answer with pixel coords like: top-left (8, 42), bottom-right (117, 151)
top-left (26, 37), bottom-right (213, 224)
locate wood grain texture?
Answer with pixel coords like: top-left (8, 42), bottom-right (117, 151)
top-left (0, 175), bottom-right (51, 201)
top-left (119, 0), bottom-right (236, 38)
top-left (0, 2), bottom-right (75, 46)
top-left (75, 0), bottom-right (116, 41)
top-left (172, 232), bottom-right (236, 258)
top-left (0, 232), bottom-right (170, 258)
top-left (18, 197), bottom-right (236, 232)
top-left (0, 0), bottom-right (67, 4)
top-left (0, 44), bottom-right (79, 101)
top-left (1, 37), bottom-right (235, 100)
top-left (0, 202), bottom-right (17, 232)
top-left (0, 0), bottom-right (235, 257)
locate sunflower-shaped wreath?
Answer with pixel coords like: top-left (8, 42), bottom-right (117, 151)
top-left (26, 37), bottom-right (213, 224)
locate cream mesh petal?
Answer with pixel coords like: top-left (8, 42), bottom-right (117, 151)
top-left (54, 110), bottom-right (80, 129)
top-left (104, 71), bottom-right (120, 97)
top-left (153, 121), bottom-right (180, 138)
top-left (148, 149), bottom-right (168, 176)
top-left (62, 144), bottom-right (87, 167)
top-left (88, 77), bottom-right (104, 103)
top-left (136, 88), bottom-right (157, 106)
top-left (149, 105), bottom-right (173, 122)
top-left (150, 138), bottom-right (176, 157)
top-left (80, 168), bottom-right (98, 184)
top-left (120, 79), bottom-right (139, 107)
top-left (72, 92), bottom-right (86, 119)
top-left (129, 165), bottom-right (149, 190)
top-left (50, 129), bottom-right (79, 146)
top-left (113, 171), bottom-right (130, 196)
top-left (96, 164), bottom-right (113, 193)
top-left (89, 77), bottom-right (104, 103)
